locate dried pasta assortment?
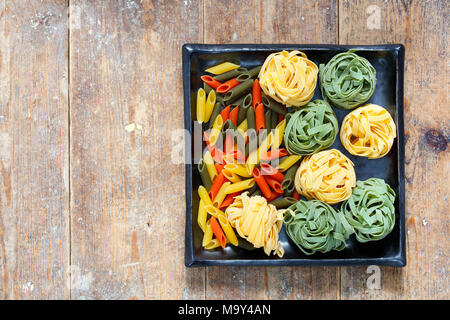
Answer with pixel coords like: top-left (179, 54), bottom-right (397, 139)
top-left (193, 50), bottom-right (397, 257)
top-left (340, 104), bottom-right (397, 159)
top-left (319, 50), bottom-right (377, 109)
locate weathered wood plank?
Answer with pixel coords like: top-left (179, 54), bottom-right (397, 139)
top-left (339, 0), bottom-right (449, 299)
top-left (204, 0), bottom-right (340, 300)
top-left (69, 0), bottom-right (205, 299)
top-left (0, 0), bottom-right (69, 299)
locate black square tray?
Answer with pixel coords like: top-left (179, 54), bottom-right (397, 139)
top-left (183, 44), bottom-right (405, 267)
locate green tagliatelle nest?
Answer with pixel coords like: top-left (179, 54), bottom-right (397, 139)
top-left (283, 99), bottom-right (339, 155)
top-left (284, 200), bottom-right (354, 255)
top-left (340, 178), bottom-right (396, 242)
top-left (319, 50), bottom-right (377, 109)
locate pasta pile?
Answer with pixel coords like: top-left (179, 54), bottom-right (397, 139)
top-left (195, 61), bottom-right (302, 254)
top-left (258, 50), bottom-right (318, 107)
top-left (295, 149), bottom-right (356, 204)
top-left (284, 200), bottom-right (354, 255)
top-left (319, 50), bottom-right (377, 109)
top-left (193, 51), bottom-right (398, 258)
top-left (284, 99), bottom-right (338, 155)
top-left (341, 178), bottom-right (396, 242)
top-left (340, 104), bottom-right (397, 159)
top-left (226, 192), bottom-right (285, 257)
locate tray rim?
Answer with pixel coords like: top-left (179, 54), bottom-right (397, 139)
top-left (183, 43), bottom-right (406, 267)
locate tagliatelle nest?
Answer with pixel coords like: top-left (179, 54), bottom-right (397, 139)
top-left (258, 50), bottom-right (318, 108)
top-left (340, 104), bottom-right (396, 159)
top-left (295, 149), bottom-right (356, 204)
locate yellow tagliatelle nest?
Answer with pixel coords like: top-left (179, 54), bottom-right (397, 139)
top-left (295, 149), bottom-right (356, 204)
top-left (258, 50), bottom-right (318, 107)
top-left (340, 104), bottom-right (397, 159)
top-left (225, 192), bottom-right (285, 257)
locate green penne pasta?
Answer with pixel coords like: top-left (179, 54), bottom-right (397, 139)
top-left (261, 94), bottom-right (288, 115)
top-left (264, 110), bottom-right (272, 132)
top-left (270, 197), bottom-right (297, 209)
top-left (223, 79), bottom-right (254, 104)
top-left (208, 102), bottom-right (222, 128)
top-left (250, 188), bottom-right (262, 197)
top-left (236, 93), bottom-right (252, 125)
top-left (243, 65), bottom-right (262, 79)
top-left (236, 73), bottom-right (252, 82)
top-left (221, 119), bottom-right (237, 133)
top-left (271, 110), bottom-right (278, 132)
top-left (214, 67), bottom-right (248, 82)
top-left (284, 183), bottom-right (295, 197)
top-left (203, 82), bottom-right (213, 95)
top-left (246, 106), bottom-right (256, 131)
top-left (245, 130), bottom-right (258, 158)
top-left (281, 162), bottom-right (300, 191)
top-left (198, 159), bottom-right (212, 191)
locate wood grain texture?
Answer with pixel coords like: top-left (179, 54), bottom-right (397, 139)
top-left (339, 0), bottom-right (449, 299)
top-left (0, 0), bottom-right (69, 299)
top-left (69, 0), bottom-right (205, 300)
top-left (204, 0), bottom-right (340, 300)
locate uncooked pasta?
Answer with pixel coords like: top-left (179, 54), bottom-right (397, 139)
top-left (225, 192), bottom-right (285, 257)
top-left (284, 200), bottom-right (354, 255)
top-left (319, 50), bottom-right (377, 109)
top-left (258, 50), bottom-right (318, 107)
top-left (340, 104), bottom-right (396, 159)
top-left (295, 149), bottom-right (356, 204)
top-left (340, 178), bottom-right (396, 242)
top-left (284, 99), bottom-right (338, 155)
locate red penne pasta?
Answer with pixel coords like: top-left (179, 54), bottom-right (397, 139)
top-left (219, 192), bottom-right (240, 210)
top-left (210, 217), bottom-right (227, 248)
top-left (220, 105), bottom-right (231, 122)
top-left (201, 75), bottom-right (222, 90)
top-left (224, 133), bottom-right (234, 156)
top-left (260, 163), bottom-right (285, 182)
top-left (259, 148), bottom-right (288, 162)
top-left (215, 163), bottom-right (224, 174)
top-left (216, 78), bottom-right (240, 93)
top-left (204, 131), bottom-right (224, 163)
top-left (264, 176), bottom-right (283, 194)
top-left (229, 106), bottom-right (239, 126)
top-left (267, 191), bottom-right (283, 202)
top-left (278, 113), bottom-right (285, 123)
top-left (255, 103), bottom-right (265, 134)
top-left (209, 172), bottom-right (227, 200)
top-left (292, 189), bottom-right (301, 200)
top-left (252, 167), bottom-right (272, 199)
top-left (252, 79), bottom-right (262, 108)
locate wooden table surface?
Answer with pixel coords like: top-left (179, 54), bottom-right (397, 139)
top-left (0, 0), bottom-right (448, 300)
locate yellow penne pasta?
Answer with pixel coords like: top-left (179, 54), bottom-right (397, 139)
top-left (277, 155), bottom-right (302, 172)
top-left (205, 205), bottom-right (219, 217)
top-left (225, 179), bottom-right (255, 194)
top-left (204, 238), bottom-right (221, 250)
top-left (205, 62), bottom-right (240, 75)
top-left (217, 213), bottom-right (238, 246)
top-left (198, 185), bottom-right (213, 207)
top-left (224, 163), bottom-right (252, 178)
top-left (212, 181), bottom-right (231, 208)
top-left (237, 118), bottom-right (248, 132)
top-left (246, 132), bottom-right (273, 175)
top-left (203, 150), bottom-right (218, 181)
top-left (196, 88), bottom-right (206, 122)
top-left (271, 119), bottom-right (286, 149)
top-left (209, 115), bottom-right (224, 146)
top-left (202, 218), bottom-right (213, 247)
top-left (204, 90), bottom-right (216, 123)
top-left (222, 169), bottom-right (242, 183)
top-left (197, 199), bottom-right (207, 232)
